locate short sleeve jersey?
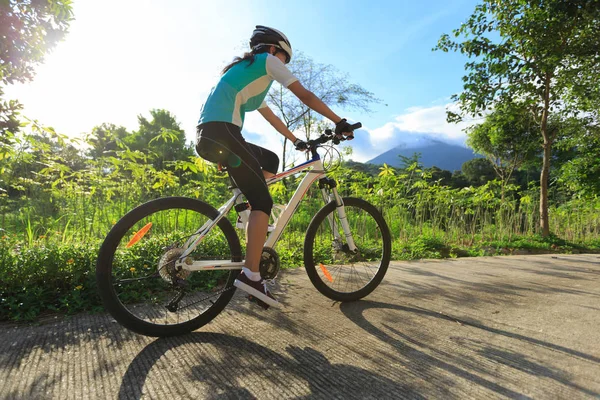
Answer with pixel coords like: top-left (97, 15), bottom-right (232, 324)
top-left (198, 53), bottom-right (298, 128)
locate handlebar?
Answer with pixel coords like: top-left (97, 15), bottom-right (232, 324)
top-left (305, 122), bottom-right (361, 160)
top-left (306, 122), bottom-right (362, 147)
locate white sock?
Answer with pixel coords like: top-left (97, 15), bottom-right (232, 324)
top-left (242, 267), bottom-right (261, 282)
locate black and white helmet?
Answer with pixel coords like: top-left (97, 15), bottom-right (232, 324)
top-left (250, 25), bottom-right (292, 63)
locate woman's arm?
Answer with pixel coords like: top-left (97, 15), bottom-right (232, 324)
top-left (257, 106), bottom-right (298, 142)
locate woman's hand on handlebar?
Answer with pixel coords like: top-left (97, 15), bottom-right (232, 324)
top-left (334, 120), bottom-right (362, 142)
top-left (305, 121), bottom-right (362, 149)
top-left (293, 138), bottom-right (308, 151)
top-left (335, 118), bottom-right (354, 139)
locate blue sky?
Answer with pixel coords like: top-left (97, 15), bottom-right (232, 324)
top-left (6, 0), bottom-right (481, 162)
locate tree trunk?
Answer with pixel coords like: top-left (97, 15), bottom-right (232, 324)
top-left (282, 138), bottom-right (288, 173)
top-left (539, 139), bottom-right (551, 236)
top-left (539, 73), bottom-right (552, 237)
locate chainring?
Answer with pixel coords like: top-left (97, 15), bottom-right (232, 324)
top-left (158, 248), bottom-right (191, 283)
top-left (260, 247), bottom-right (280, 280)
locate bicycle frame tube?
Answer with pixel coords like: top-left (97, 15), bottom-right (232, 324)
top-left (265, 157), bottom-right (325, 248)
top-left (178, 188), bottom-right (242, 260)
top-left (179, 156), bottom-right (325, 272)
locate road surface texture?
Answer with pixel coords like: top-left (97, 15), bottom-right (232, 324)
top-left (1, 254), bottom-right (599, 399)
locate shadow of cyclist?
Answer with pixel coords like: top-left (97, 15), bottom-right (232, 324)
top-left (118, 331), bottom-right (424, 399)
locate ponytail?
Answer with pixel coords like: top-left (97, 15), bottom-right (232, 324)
top-left (221, 45), bottom-right (271, 75)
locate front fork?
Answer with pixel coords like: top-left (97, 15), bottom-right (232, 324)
top-left (319, 179), bottom-right (358, 252)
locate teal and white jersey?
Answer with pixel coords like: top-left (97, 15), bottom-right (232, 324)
top-left (198, 53), bottom-right (298, 128)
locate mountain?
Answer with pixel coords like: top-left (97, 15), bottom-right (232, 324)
top-left (366, 138), bottom-right (478, 172)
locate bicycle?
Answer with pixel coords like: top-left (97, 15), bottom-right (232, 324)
top-left (96, 123), bottom-right (392, 337)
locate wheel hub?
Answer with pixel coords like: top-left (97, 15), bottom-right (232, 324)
top-left (158, 248), bottom-right (191, 283)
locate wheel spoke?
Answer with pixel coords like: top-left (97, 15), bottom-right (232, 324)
top-left (305, 197), bottom-right (391, 301)
top-left (113, 272), bottom-right (160, 285)
top-left (96, 198), bottom-right (240, 336)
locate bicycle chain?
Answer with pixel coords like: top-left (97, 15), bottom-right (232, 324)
top-left (174, 283), bottom-right (236, 311)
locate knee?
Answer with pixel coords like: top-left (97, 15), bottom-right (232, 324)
top-left (250, 195), bottom-right (273, 215)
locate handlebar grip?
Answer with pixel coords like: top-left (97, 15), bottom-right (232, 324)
top-left (350, 122), bottom-right (362, 130)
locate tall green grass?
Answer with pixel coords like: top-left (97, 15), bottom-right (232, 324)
top-left (2, 152), bottom-right (599, 321)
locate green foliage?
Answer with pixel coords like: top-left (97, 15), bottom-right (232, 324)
top-left (394, 234), bottom-right (450, 260)
top-left (0, 241), bottom-right (100, 321)
top-left (85, 123), bottom-right (129, 159)
top-left (554, 118), bottom-right (600, 197)
top-left (467, 103), bottom-right (541, 186)
top-left (436, 1), bottom-right (600, 118)
top-left (1, 113), bottom-right (599, 322)
top-left (0, 0), bottom-right (73, 135)
top-left (435, 0), bottom-right (600, 236)
top-left (125, 109), bottom-right (195, 171)
top-left (461, 158), bottom-right (496, 186)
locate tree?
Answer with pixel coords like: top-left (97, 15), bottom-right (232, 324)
top-left (466, 103), bottom-right (540, 198)
top-left (86, 123), bottom-right (129, 160)
top-left (450, 170), bottom-right (470, 189)
top-left (126, 109), bottom-right (194, 170)
top-left (1, 125), bottom-right (83, 212)
top-left (428, 166), bottom-right (452, 186)
top-left (398, 153), bottom-right (424, 171)
top-left (436, 0), bottom-right (600, 236)
top-left (266, 51), bottom-right (380, 171)
top-left (554, 117), bottom-right (600, 197)
top-left (461, 158), bottom-right (497, 187)
top-left (0, 0), bottom-right (73, 136)
top-left (343, 160), bottom-right (381, 176)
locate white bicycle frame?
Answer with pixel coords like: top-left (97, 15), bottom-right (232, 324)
top-left (175, 155), bottom-right (357, 272)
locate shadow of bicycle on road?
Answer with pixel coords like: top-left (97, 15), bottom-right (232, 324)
top-left (339, 300), bottom-right (600, 399)
top-left (118, 331), bottom-right (425, 400)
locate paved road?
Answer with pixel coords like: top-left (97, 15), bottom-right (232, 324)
top-left (1, 254), bottom-right (599, 399)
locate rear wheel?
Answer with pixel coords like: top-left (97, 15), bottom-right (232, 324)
top-left (304, 197), bottom-right (391, 301)
top-left (96, 197), bottom-right (241, 337)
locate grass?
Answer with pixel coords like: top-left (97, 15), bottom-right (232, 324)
top-left (1, 230), bottom-right (598, 322)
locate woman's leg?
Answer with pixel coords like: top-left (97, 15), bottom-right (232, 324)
top-left (244, 170), bottom-right (275, 272)
top-left (245, 210), bottom-right (269, 273)
top-left (197, 122), bottom-right (279, 306)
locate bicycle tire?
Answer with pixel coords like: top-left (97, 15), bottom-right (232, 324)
top-left (96, 197), bottom-right (241, 337)
top-left (304, 197), bottom-right (391, 302)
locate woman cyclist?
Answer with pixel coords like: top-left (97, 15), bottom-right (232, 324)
top-left (196, 25), bottom-right (354, 309)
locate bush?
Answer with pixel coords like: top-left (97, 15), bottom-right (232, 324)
top-left (0, 241), bottom-right (101, 321)
top-left (393, 234), bottom-right (450, 260)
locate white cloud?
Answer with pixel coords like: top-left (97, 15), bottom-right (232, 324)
top-left (344, 103), bottom-right (479, 163)
top-left (393, 104), bottom-right (473, 139)
top-left (243, 102), bottom-right (481, 166)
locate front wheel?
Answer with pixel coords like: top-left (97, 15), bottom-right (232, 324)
top-left (304, 197), bottom-right (391, 302)
top-left (96, 197), bottom-right (242, 337)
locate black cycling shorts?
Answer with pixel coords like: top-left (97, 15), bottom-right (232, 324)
top-left (196, 121), bottom-right (279, 215)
